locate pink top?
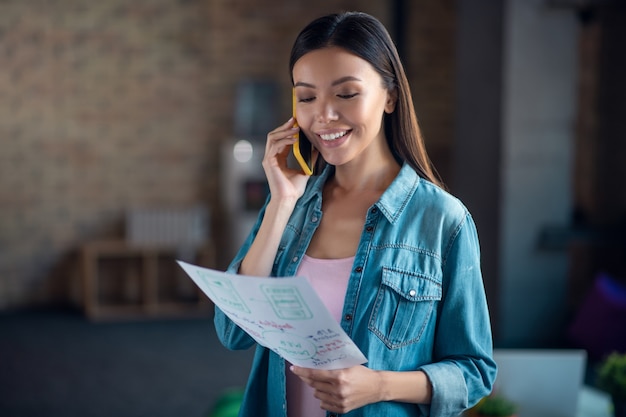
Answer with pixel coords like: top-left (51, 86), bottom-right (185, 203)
top-left (286, 254), bottom-right (354, 417)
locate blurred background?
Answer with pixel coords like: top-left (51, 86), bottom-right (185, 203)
top-left (1, 0), bottom-right (625, 416)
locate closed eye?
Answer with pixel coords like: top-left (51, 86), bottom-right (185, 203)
top-left (338, 93), bottom-right (358, 99)
top-left (299, 97), bottom-right (315, 103)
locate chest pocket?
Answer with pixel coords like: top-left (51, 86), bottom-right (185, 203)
top-left (368, 267), bottom-right (442, 349)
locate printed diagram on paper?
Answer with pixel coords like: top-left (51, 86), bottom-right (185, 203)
top-left (177, 261), bottom-right (367, 370)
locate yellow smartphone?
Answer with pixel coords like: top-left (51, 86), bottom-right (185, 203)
top-left (292, 88), bottom-right (314, 176)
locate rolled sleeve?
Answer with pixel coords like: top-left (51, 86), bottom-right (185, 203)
top-left (419, 361), bottom-right (468, 416)
top-left (421, 213), bottom-right (497, 416)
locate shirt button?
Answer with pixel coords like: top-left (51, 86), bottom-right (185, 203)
top-left (292, 256), bottom-right (299, 263)
top-left (311, 216), bottom-right (318, 223)
top-left (344, 314), bottom-right (352, 321)
top-left (371, 207), bottom-right (378, 214)
top-left (409, 289), bottom-right (417, 297)
top-left (365, 226), bottom-right (373, 232)
top-left (354, 266), bottom-right (363, 273)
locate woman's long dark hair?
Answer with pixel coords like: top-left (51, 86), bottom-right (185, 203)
top-left (289, 11), bottom-right (444, 188)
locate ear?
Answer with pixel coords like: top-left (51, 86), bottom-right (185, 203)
top-left (384, 88), bottom-right (398, 114)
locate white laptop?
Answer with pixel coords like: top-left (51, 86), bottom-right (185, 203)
top-left (492, 349), bottom-right (587, 417)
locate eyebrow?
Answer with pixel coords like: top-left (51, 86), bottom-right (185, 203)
top-left (294, 76), bottom-right (362, 89)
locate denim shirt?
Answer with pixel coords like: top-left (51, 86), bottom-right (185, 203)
top-left (214, 163), bottom-right (497, 417)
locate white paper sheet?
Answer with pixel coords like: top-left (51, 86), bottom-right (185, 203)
top-left (177, 261), bottom-right (368, 370)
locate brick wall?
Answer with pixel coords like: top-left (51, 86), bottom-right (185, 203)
top-left (0, 0), bottom-right (455, 310)
top-left (0, 1), bottom-right (216, 308)
top-left (405, 1), bottom-right (456, 184)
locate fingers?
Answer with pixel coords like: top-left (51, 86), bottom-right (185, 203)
top-left (290, 365), bottom-right (376, 414)
top-left (266, 117), bottom-right (299, 153)
top-left (290, 367), bottom-right (345, 412)
top-left (290, 366), bottom-right (332, 395)
top-left (290, 366), bottom-right (331, 382)
top-left (290, 366), bottom-right (343, 394)
top-left (262, 118), bottom-right (300, 175)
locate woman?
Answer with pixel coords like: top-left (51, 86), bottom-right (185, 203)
top-left (214, 11), bottom-right (496, 417)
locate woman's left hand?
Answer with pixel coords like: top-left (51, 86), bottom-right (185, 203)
top-left (290, 365), bottom-right (383, 414)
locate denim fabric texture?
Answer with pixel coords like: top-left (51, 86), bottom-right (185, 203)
top-left (214, 163), bottom-right (497, 417)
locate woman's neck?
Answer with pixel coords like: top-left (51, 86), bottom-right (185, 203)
top-left (332, 158), bottom-right (401, 193)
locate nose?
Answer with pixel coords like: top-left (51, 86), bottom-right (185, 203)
top-left (315, 98), bottom-right (338, 124)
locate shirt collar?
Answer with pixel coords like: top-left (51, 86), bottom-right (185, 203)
top-left (297, 164), bottom-right (334, 207)
top-left (375, 163), bottom-right (421, 224)
top-left (299, 163), bottom-right (421, 224)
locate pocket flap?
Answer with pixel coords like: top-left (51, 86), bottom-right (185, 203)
top-left (381, 268), bottom-right (442, 301)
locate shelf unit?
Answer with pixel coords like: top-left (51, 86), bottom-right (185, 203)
top-left (81, 240), bottom-right (214, 320)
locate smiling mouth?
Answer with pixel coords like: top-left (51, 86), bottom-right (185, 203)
top-left (319, 130), bottom-right (350, 141)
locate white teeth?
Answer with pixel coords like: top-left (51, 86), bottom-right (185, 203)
top-left (320, 131), bottom-right (347, 141)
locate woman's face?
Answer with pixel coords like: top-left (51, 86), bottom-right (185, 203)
top-left (292, 46), bottom-right (396, 169)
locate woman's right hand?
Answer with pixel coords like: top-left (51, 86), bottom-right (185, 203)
top-left (262, 117), bottom-right (313, 204)
top-left (239, 118), bottom-right (314, 277)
